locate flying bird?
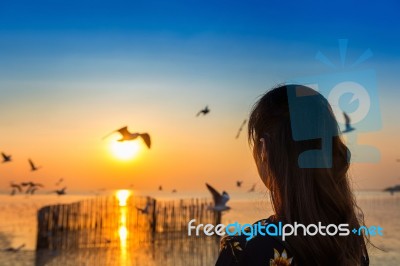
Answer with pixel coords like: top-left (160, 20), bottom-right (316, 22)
top-left (1, 152), bottom-right (12, 163)
top-left (55, 187), bottom-right (67, 195)
top-left (158, 185), bottom-right (163, 191)
top-left (10, 182), bottom-right (22, 195)
top-left (136, 197), bottom-right (152, 214)
top-left (22, 182), bottom-right (43, 194)
top-left (236, 181), bottom-right (243, 188)
top-left (10, 182), bottom-right (22, 192)
top-left (384, 185), bottom-right (400, 195)
top-left (28, 159), bottom-right (41, 171)
top-left (196, 106), bottom-right (210, 117)
top-left (3, 243), bottom-right (25, 252)
top-left (235, 119), bottom-right (247, 139)
top-left (172, 189), bottom-right (177, 193)
top-left (205, 183), bottom-right (230, 212)
top-left (248, 183), bottom-right (256, 193)
top-left (22, 181), bottom-right (43, 187)
top-left (103, 126), bottom-right (151, 149)
top-left (342, 112), bottom-right (355, 133)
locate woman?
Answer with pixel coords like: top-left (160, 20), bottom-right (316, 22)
top-left (216, 85), bottom-right (369, 265)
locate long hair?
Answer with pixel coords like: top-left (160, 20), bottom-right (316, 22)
top-left (248, 85), bottom-right (368, 265)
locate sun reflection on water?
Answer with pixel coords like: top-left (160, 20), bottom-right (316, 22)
top-left (116, 190), bottom-right (131, 265)
top-left (116, 190), bottom-right (131, 207)
top-left (119, 207), bottom-right (128, 264)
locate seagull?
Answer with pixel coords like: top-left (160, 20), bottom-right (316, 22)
top-left (136, 197), bottom-right (152, 214)
top-left (172, 189), bottom-right (177, 193)
top-left (103, 126), bottom-right (151, 149)
top-left (205, 183), bottom-right (230, 212)
top-left (28, 159), bottom-right (41, 171)
top-left (3, 243), bottom-right (25, 252)
top-left (10, 182), bottom-right (22, 196)
top-left (21, 181), bottom-right (43, 187)
top-left (236, 181), bottom-right (243, 188)
top-left (196, 106), bottom-right (210, 117)
top-left (55, 187), bottom-right (67, 195)
top-left (22, 182), bottom-right (43, 194)
top-left (1, 152), bottom-right (12, 163)
top-left (22, 181), bottom-right (43, 187)
top-left (10, 182), bottom-right (22, 192)
top-left (158, 185), bottom-right (163, 191)
top-left (248, 183), bottom-right (256, 193)
top-left (235, 119), bottom-right (247, 139)
top-left (384, 185), bottom-right (400, 195)
top-left (342, 112), bottom-right (355, 133)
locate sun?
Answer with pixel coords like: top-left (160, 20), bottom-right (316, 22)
top-left (111, 140), bottom-right (140, 160)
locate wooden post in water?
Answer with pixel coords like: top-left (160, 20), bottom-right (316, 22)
top-left (36, 206), bottom-right (50, 249)
top-left (151, 199), bottom-right (157, 233)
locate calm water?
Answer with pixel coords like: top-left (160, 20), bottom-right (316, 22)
top-left (0, 191), bottom-right (399, 265)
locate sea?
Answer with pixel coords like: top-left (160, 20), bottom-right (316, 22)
top-left (0, 190), bottom-right (398, 266)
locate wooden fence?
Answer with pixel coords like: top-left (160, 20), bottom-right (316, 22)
top-left (36, 195), bottom-right (220, 250)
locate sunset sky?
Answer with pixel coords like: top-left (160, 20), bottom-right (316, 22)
top-left (0, 0), bottom-right (399, 192)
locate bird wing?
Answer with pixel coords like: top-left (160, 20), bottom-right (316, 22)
top-left (1, 153), bottom-right (6, 159)
top-left (117, 126), bottom-right (131, 139)
top-left (235, 128), bottom-right (242, 139)
top-left (248, 184), bottom-right (256, 192)
top-left (143, 203), bottom-right (150, 212)
top-left (219, 192), bottom-right (230, 206)
top-left (28, 159), bottom-right (35, 169)
top-left (57, 187), bottom-right (67, 194)
top-left (343, 112), bottom-right (351, 126)
top-left (10, 183), bottom-right (22, 192)
top-left (205, 183), bottom-right (222, 205)
top-left (140, 133), bottom-right (151, 148)
top-left (102, 129), bottom-right (119, 140)
top-left (235, 120), bottom-right (247, 139)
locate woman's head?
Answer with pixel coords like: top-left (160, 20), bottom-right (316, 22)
top-left (248, 85), bottom-right (367, 265)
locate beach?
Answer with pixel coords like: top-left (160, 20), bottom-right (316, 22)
top-left (0, 191), bottom-right (398, 265)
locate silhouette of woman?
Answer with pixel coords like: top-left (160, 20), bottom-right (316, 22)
top-left (216, 85), bottom-right (369, 266)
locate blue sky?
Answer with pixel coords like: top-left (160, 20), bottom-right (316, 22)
top-left (0, 0), bottom-right (399, 84)
top-left (0, 0), bottom-right (399, 190)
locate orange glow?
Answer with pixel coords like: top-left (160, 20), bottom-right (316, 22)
top-left (118, 206), bottom-right (129, 263)
top-left (111, 140), bottom-right (140, 160)
top-left (116, 190), bottom-right (131, 207)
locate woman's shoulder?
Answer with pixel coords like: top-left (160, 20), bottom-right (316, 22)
top-left (215, 218), bottom-right (295, 266)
